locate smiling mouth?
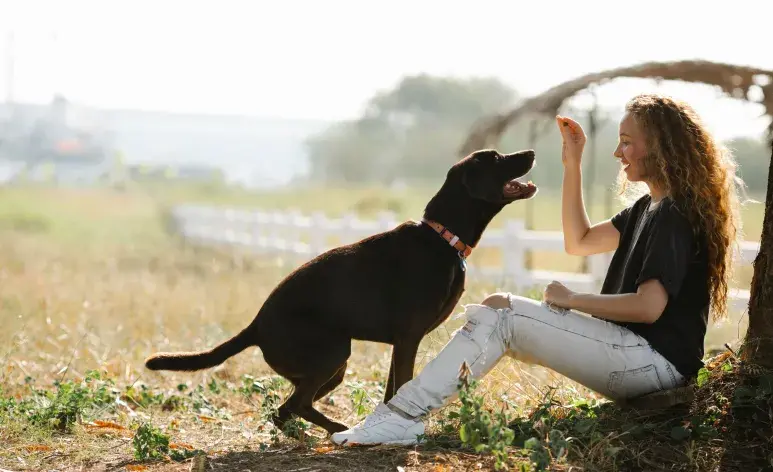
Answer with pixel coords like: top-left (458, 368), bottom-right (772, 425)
top-left (503, 177), bottom-right (538, 199)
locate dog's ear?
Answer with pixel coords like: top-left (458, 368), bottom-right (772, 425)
top-left (461, 164), bottom-right (489, 200)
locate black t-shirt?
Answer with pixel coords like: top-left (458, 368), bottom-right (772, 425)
top-left (600, 194), bottom-right (710, 378)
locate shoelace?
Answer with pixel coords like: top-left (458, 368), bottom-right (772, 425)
top-left (360, 405), bottom-right (393, 428)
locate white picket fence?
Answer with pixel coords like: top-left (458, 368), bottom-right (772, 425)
top-left (170, 205), bottom-right (760, 311)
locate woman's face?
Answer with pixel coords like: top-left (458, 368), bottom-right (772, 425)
top-left (613, 112), bottom-right (649, 182)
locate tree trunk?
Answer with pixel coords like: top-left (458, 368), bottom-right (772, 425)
top-left (741, 139), bottom-right (773, 369)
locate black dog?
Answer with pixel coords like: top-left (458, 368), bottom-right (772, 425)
top-left (145, 149), bottom-right (537, 434)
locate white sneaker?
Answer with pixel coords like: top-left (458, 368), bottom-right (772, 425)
top-left (331, 403), bottom-right (425, 446)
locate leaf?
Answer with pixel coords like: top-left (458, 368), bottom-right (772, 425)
top-left (91, 420), bottom-right (125, 430)
top-left (694, 424), bottom-right (718, 438)
top-left (313, 446), bottom-right (335, 454)
top-left (170, 442), bottom-right (195, 450)
top-left (523, 437), bottom-right (541, 450)
top-left (459, 424), bottom-right (469, 443)
top-left (197, 415), bottom-right (218, 422)
top-left (573, 418), bottom-right (596, 434)
top-left (670, 426), bottom-right (692, 441)
top-left (24, 445), bottom-right (52, 452)
top-left (696, 368), bottom-right (710, 387)
top-left (622, 422), bottom-right (645, 436)
top-left (606, 446), bottom-right (623, 456)
top-left (126, 466), bottom-right (148, 471)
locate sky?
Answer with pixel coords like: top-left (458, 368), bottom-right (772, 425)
top-left (1, 0), bottom-right (772, 139)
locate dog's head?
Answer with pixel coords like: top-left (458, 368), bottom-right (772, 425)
top-left (455, 149), bottom-right (537, 204)
top-left (423, 148), bottom-right (537, 247)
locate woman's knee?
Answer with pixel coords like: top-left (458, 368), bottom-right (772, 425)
top-left (481, 293), bottom-right (544, 317)
top-left (481, 292), bottom-right (512, 310)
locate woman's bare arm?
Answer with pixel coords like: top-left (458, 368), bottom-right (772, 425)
top-left (557, 116), bottom-right (621, 256)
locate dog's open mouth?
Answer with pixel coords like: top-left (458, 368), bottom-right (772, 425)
top-left (503, 178), bottom-right (538, 200)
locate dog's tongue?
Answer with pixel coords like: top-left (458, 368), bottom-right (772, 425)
top-left (504, 179), bottom-right (536, 197)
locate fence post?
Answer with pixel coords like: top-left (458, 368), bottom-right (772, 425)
top-left (198, 207), bottom-right (210, 245)
top-left (340, 212), bottom-right (357, 245)
top-left (310, 211), bottom-right (327, 256)
top-left (236, 209), bottom-right (247, 246)
top-left (377, 211), bottom-right (396, 232)
top-left (251, 210), bottom-right (265, 252)
top-left (502, 219), bottom-right (525, 293)
top-left (221, 208), bottom-right (234, 245)
top-left (268, 211), bottom-right (283, 253)
top-left (285, 208), bottom-right (302, 249)
top-left (284, 208), bottom-right (304, 263)
top-left (177, 205), bottom-right (193, 243)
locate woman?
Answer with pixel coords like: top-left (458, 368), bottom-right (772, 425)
top-left (331, 93), bottom-right (741, 446)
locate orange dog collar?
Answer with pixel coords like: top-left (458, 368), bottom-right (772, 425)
top-left (421, 219), bottom-right (473, 258)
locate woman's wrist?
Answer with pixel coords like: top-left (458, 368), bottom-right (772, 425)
top-left (567, 291), bottom-right (581, 310)
top-left (563, 160), bottom-right (582, 171)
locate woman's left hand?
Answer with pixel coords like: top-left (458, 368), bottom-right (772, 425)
top-left (543, 281), bottom-right (575, 309)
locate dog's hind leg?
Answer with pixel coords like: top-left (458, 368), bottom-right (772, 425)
top-left (273, 371), bottom-right (350, 435)
top-left (270, 341), bottom-right (351, 436)
top-left (295, 383), bottom-right (350, 434)
top-left (313, 362), bottom-right (347, 402)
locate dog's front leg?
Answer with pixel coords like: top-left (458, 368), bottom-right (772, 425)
top-left (383, 338), bottom-right (421, 403)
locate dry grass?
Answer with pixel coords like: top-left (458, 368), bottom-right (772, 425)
top-left (0, 184), bottom-right (766, 471)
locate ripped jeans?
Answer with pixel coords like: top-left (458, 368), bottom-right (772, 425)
top-left (388, 294), bottom-right (686, 418)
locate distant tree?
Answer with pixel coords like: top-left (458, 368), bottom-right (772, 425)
top-left (305, 120), bottom-right (396, 183)
top-left (364, 75), bottom-right (516, 125)
top-left (305, 75), bottom-right (518, 184)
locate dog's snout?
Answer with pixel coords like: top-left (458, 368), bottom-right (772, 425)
top-left (502, 149), bottom-right (535, 161)
top-left (502, 150), bottom-right (536, 172)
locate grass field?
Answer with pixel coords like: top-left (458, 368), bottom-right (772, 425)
top-left (0, 183), bottom-right (768, 471)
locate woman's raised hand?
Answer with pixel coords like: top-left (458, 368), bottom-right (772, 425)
top-left (556, 115), bottom-right (586, 168)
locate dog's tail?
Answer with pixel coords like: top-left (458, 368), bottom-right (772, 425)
top-left (144, 325), bottom-right (255, 372)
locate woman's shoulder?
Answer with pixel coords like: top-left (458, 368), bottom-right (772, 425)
top-left (623, 194), bottom-right (653, 213)
top-left (654, 197), bottom-right (686, 217)
top-left (651, 197), bottom-right (695, 235)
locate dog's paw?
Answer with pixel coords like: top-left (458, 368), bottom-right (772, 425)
top-left (326, 422), bottom-right (349, 434)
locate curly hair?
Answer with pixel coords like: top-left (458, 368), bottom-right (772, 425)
top-left (616, 93), bottom-right (744, 321)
